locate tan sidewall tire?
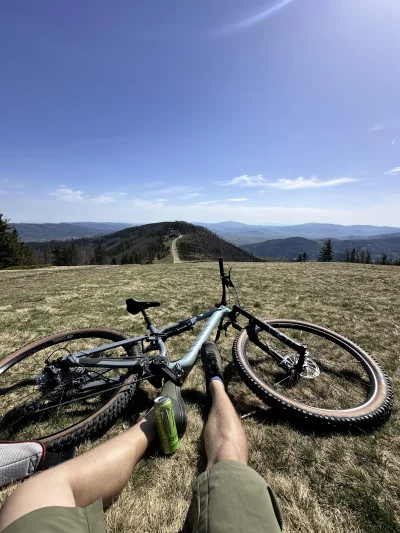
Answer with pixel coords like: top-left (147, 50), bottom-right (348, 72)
top-left (0, 328), bottom-right (137, 450)
top-left (233, 319), bottom-right (393, 429)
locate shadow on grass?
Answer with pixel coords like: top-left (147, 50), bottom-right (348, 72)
top-left (178, 434), bottom-right (207, 533)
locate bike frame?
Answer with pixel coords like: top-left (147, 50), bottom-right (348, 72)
top-left (63, 257), bottom-right (308, 386)
top-left (65, 306), bottom-right (232, 383)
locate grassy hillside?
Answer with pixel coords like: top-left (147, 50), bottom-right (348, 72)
top-left (0, 262), bottom-right (398, 533)
top-left (29, 221), bottom-right (258, 265)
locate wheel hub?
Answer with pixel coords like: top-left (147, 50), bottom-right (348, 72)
top-left (281, 353), bottom-right (320, 379)
top-left (36, 365), bottom-right (62, 392)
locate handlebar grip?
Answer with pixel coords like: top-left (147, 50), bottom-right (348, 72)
top-left (218, 257), bottom-right (224, 277)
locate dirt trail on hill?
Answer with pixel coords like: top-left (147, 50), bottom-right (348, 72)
top-left (171, 235), bottom-right (182, 263)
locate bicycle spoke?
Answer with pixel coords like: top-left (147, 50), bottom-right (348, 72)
top-left (0, 332), bottom-right (137, 441)
top-left (316, 373), bottom-right (365, 408)
top-left (245, 324), bottom-right (372, 411)
top-left (274, 374), bottom-right (291, 387)
top-left (313, 358), bottom-right (368, 388)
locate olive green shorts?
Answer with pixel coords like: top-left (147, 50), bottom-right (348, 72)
top-left (192, 460), bottom-right (283, 533)
top-left (2, 460), bottom-right (282, 533)
top-left (1, 499), bottom-right (106, 533)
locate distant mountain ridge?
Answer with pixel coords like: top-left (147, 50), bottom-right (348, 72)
top-left (196, 222), bottom-right (400, 245)
top-left (14, 222), bottom-right (135, 241)
top-left (13, 221), bottom-right (400, 246)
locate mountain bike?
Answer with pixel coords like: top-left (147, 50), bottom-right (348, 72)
top-left (0, 259), bottom-right (393, 451)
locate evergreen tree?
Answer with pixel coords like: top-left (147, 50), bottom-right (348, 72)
top-left (380, 253), bottom-right (389, 265)
top-left (53, 241), bottom-right (79, 266)
top-left (318, 239), bottom-right (333, 262)
top-left (68, 241), bottom-right (79, 265)
top-left (52, 242), bottom-right (73, 266)
top-left (120, 253), bottom-right (130, 264)
top-left (93, 245), bottom-right (105, 265)
top-left (0, 214), bottom-right (36, 268)
top-left (302, 252), bottom-right (308, 262)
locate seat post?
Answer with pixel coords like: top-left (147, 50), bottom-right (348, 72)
top-left (141, 309), bottom-right (157, 334)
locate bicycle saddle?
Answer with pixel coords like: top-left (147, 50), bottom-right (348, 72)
top-left (126, 298), bottom-right (161, 315)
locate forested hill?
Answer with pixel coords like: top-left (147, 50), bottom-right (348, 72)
top-left (29, 221), bottom-right (258, 265)
top-left (242, 237), bottom-right (321, 260)
top-left (176, 227), bottom-right (258, 262)
top-left (242, 234), bottom-right (400, 262)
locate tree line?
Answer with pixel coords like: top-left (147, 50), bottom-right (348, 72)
top-left (0, 215), bottom-right (36, 268)
top-left (295, 239), bottom-right (400, 265)
top-left (0, 215), bottom-right (163, 268)
top-left (1, 216), bottom-right (399, 269)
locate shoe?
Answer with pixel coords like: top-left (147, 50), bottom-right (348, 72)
top-left (200, 341), bottom-right (224, 389)
top-left (160, 380), bottom-right (187, 437)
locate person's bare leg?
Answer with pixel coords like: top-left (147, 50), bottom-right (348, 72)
top-left (204, 380), bottom-right (248, 468)
top-left (0, 410), bottom-right (156, 532)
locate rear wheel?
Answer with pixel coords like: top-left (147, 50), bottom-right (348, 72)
top-left (0, 328), bottom-right (140, 450)
top-left (233, 319), bottom-right (393, 429)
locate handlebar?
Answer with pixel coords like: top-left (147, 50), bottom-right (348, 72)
top-left (218, 257), bottom-right (225, 278)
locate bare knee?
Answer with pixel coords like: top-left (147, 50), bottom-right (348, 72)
top-left (207, 440), bottom-right (248, 469)
top-left (0, 468), bottom-right (75, 532)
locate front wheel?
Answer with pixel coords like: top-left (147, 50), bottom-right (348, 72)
top-left (0, 328), bottom-right (139, 451)
top-left (233, 319), bottom-right (393, 429)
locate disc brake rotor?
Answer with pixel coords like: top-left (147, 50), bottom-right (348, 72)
top-left (281, 353), bottom-right (320, 379)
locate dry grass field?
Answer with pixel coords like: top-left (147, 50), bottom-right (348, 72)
top-left (0, 262), bottom-right (399, 533)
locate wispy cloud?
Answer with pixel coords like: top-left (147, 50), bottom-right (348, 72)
top-left (90, 192), bottom-right (126, 204)
top-left (156, 185), bottom-right (200, 195)
top-left (367, 120), bottom-right (400, 132)
top-left (227, 198), bottom-right (249, 202)
top-left (368, 123), bottom-right (384, 132)
top-left (215, 0), bottom-right (296, 35)
top-left (267, 177), bottom-right (357, 189)
top-left (218, 175), bottom-right (267, 187)
top-left (51, 187), bottom-right (85, 202)
top-left (385, 167), bottom-right (400, 175)
top-left (196, 200), bottom-right (229, 207)
top-left (181, 192), bottom-right (201, 199)
top-left (218, 175), bottom-right (357, 190)
top-left (50, 187), bottom-right (126, 204)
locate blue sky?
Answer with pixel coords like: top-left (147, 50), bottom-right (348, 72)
top-left (1, 0), bottom-right (399, 225)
